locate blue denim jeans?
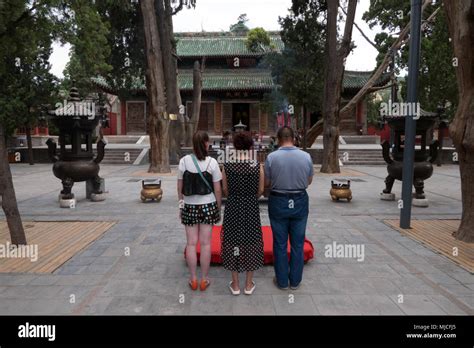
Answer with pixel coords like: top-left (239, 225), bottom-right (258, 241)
top-left (268, 191), bottom-right (309, 288)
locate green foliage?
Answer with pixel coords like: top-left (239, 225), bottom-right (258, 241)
top-left (229, 13), bottom-right (249, 33)
top-left (62, 0), bottom-right (113, 97)
top-left (246, 27), bottom-right (274, 52)
top-left (363, 1), bottom-right (457, 119)
top-left (0, 0), bottom-right (61, 135)
top-left (95, 0), bottom-right (147, 99)
top-left (263, 0), bottom-right (326, 114)
top-left (65, 0), bottom-right (195, 99)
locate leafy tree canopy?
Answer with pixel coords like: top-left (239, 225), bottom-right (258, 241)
top-left (245, 27), bottom-right (274, 52)
top-left (229, 13), bottom-right (249, 33)
top-left (263, 0), bottom-right (326, 114)
top-left (0, 0), bottom-right (62, 135)
top-left (363, 0), bottom-right (457, 119)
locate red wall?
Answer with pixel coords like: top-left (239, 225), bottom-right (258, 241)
top-left (367, 123), bottom-right (391, 143)
top-left (102, 112), bottom-right (118, 135)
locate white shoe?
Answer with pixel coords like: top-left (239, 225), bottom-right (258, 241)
top-left (244, 281), bottom-right (256, 295)
top-left (229, 281), bottom-right (240, 296)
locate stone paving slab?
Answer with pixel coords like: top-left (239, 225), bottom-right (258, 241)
top-left (0, 164), bottom-right (472, 315)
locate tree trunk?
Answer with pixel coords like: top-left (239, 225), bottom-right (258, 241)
top-left (169, 85), bottom-right (184, 162)
top-left (25, 123), bottom-right (34, 165)
top-left (0, 124), bottom-right (27, 245)
top-left (321, 0), bottom-right (341, 173)
top-left (321, 0), bottom-right (357, 173)
top-left (191, 60), bottom-right (202, 134)
top-left (306, 118), bottom-right (324, 145)
top-left (306, 0), bottom-right (432, 148)
top-left (158, 0), bottom-right (183, 163)
top-left (184, 114), bottom-right (193, 147)
top-left (161, 0), bottom-right (186, 156)
top-left (157, 0), bottom-right (180, 115)
top-left (184, 59), bottom-right (203, 146)
top-left (443, 0), bottom-right (474, 243)
top-left (140, 0), bottom-right (170, 173)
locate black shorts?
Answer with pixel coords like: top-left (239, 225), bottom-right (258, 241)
top-left (181, 201), bottom-right (220, 226)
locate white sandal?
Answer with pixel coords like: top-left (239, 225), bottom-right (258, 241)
top-left (244, 281), bottom-right (256, 295)
top-left (229, 281), bottom-right (240, 296)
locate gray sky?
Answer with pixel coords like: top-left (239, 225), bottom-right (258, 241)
top-left (49, 0), bottom-right (380, 78)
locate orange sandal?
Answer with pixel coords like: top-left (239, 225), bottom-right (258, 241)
top-left (199, 279), bottom-right (210, 291)
top-left (189, 279), bottom-right (198, 291)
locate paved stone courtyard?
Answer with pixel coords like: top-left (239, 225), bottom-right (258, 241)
top-left (0, 163), bottom-right (472, 315)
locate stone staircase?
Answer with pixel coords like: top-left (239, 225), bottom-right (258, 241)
top-left (97, 148), bottom-right (147, 165)
top-left (104, 135), bottom-right (142, 144)
top-left (339, 149), bottom-right (386, 165)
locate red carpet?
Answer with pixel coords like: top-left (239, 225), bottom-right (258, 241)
top-left (184, 225), bottom-right (314, 264)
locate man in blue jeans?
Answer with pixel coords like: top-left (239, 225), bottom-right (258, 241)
top-left (265, 126), bottom-right (313, 290)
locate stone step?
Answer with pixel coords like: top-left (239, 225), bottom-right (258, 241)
top-left (343, 161), bottom-right (386, 165)
top-left (104, 135), bottom-right (142, 144)
top-left (343, 154), bottom-right (384, 158)
top-left (341, 150), bottom-right (383, 154)
top-left (348, 158), bottom-right (384, 161)
top-left (96, 148), bottom-right (146, 164)
top-left (102, 153), bottom-right (143, 158)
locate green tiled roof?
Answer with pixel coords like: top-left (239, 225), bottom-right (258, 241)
top-left (343, 70), bottom-right (391, 90)
top-left (178, 69), bottom-right (275, 91)
top-left (92, 69), bottom-right (276, 92)
top-left (92, 33), bottom-right (390, 93)
top-left (175, 32), bottom-right (284, 57)
top-left (93, 69), bottom-right (389, 93)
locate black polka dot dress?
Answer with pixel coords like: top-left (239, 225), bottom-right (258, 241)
top-left (221, 161), bottom-right (264, 273)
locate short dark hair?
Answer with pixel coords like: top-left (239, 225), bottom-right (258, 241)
top-left (233, 131), bottom-right (253, 150)
top-left (277, 126), bottom-right (295, 143)
top-left (192, 131), bottom-right (209, 160)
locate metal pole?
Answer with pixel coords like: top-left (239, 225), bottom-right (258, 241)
top-left (390, 49), bottom-right (397, 148)
top-left (400, 0), bottom-right (422, 229)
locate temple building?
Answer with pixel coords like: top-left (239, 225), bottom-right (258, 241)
top-left (92, 31), bottom-right (390, 136)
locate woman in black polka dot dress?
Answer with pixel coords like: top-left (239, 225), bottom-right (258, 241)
top-left (221, 132), bottom-right (264, 295)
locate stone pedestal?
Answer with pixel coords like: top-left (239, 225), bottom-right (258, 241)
top-left (380, 192), bottom-right (396, 201)
top-left (86, 178), bottom-right (105, 199)
top-left (90, 193), bottom-right (106, 202)
top-left (58, 193), bottom-right (74, 202)
top-left (59, 198), bottom-right (76, 208)
top-left (412, 198), bottom-right (429, 207)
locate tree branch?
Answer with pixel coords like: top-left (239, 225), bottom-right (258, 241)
top-left (400, 6), bottom-right (441, 46)
top-left (171, 0), bottom-right (194, 15)
top-left (170, 0), bottom-right (183, 15)
top-left (338, 0), bottom-right (357, 59)
top-left (338, 0), bottom-right (432, 120)
top-left (367, 83), bottom-right (395, 93)
top-left (339, 3), bottom-right (380, 52)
